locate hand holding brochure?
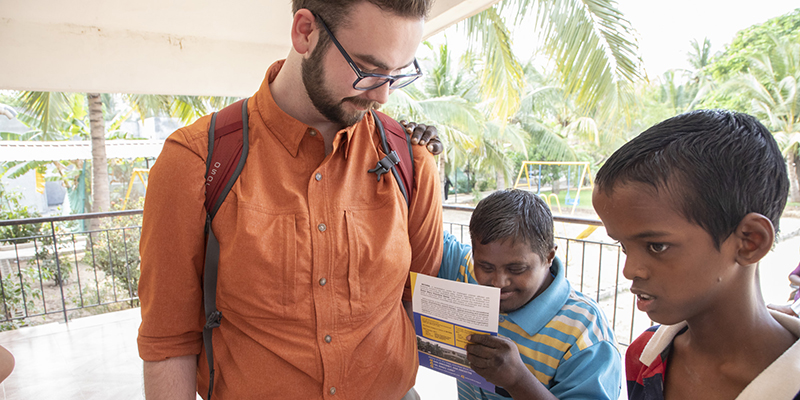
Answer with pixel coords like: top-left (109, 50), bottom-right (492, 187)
top-left (410, 272), bottom-right (501, 392)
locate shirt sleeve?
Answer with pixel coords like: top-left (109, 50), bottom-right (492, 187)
top-left (137, 119), bottom-right (210, 362)
top-left (550, 340), bottom-right (622, 400)
top-left (438, 231), bottom-right (472, 282)
top-left (403, 144), bottom-right (443, 302)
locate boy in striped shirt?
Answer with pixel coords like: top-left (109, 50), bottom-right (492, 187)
top-left (439, 189), bottom-right (621, 399)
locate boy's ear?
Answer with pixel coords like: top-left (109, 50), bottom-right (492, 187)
top-left (733, 213), bottom-right (774, 266)
top-left (545, 246), bottom-right (557, 265)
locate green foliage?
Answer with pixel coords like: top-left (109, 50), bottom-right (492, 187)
top-left (89, 205), bottom-right (142, 298)
top-left (701, 9), bottom-right (800, 110)
top-left (0, 186), bottom-right (43, 244)
top-left (707, 9), bottom-right (800, 81)
top-left (28, 234), bottom-right (74, 286)
top-left (0, 267), bottom-right (43, 331)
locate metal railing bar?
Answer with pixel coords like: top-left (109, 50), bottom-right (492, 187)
top-left (49, 222), bottom-right (70, 323)
top-left (122, 228), bottom-right (134, 305)
top-left (106, 230), bottom-right (118, 302)
top-left (88, 233), bottom-right (101, 306)
top-left (612, 245), bottom-right (621, 334)
top-left (32, 237), bottom-right (45, 315)
top-left (0, 210), bottom-right (143, 227)
top-left (596, 244), bottom-right (603, 303)
top-left (71, 234), bottom-right (84, 308)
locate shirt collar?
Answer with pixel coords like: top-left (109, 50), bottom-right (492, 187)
top-left (254, 60), bottom-right (367, 159)
top-left (504, 256), bottom-right (570, 336)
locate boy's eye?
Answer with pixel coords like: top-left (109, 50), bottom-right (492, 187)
top-left (476, 264), bottom-right (494, 273)
top-left (616, 241), bottom-right (627, 254)
top-left (647, 243), bottom-right (669, 254)
top-left (507, 266), bottom-right (529, 274)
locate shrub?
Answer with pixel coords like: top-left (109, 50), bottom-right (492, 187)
top-left (0, 188), bottom-right (43, 244)
top-left (89, 202), bottom-right (142, 298)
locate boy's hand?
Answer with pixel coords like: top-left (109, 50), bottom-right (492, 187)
top-left (401, 120), bottom-right (444, 155)
top-left (466, 334), bottom-right (527, 389)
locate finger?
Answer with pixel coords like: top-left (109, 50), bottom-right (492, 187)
top-left (409, 125), bottom-right (424, 144)
top-left (411, 125), bottom-right (427, 143)
top-left (427, 138), bottom-right (443, 156)
top-left (399, 120), bottom-right (408, 126)
top-left (420, 126), bottom-right (437, 143)
top-left (467, 334), bottom-right (499, 347)
top-left (466, 353), bottom-right (489, 370)
top-left (465, 343), bottom-right (493, 359)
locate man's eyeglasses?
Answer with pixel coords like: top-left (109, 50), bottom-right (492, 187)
top-left (314, 14), bottom-right (422, 91)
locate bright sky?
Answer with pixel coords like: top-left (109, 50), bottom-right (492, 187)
top-left (614, 0), bottom-right (799, 77)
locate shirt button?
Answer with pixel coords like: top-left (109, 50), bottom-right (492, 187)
top-left (315, 173), bottom-right (322, 181)
top-left (324, 335), bottom-right (332, 343)
top-left (329, 387), bottom-right (336, 395)
top-left (319, 278), bottom-right (327, 286)
top-left (498, 316), bottom-right (505, 323)
top-left (309, 129), bottom-right (317, 136)
top-left (318, 223), bottom-right (326, 232)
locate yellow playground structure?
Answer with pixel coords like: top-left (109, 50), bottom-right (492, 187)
top-left (513, 161), bottom-right (596, 239)
top-left (124, 168), bottom-right (150, 207)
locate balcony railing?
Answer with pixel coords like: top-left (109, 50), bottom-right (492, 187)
top-left (0, 206), bottom-right (650, 345)
top-left (0, 210), bottom-right (143, 329)
top-left (443, 205), bottom-right (651, 346)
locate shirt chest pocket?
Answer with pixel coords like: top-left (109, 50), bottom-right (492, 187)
top-left (344, 203), bottom-right (411, 319)
top-left (215, 205), bottom-right (302, 321)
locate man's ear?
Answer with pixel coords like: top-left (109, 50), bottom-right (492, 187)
top-left (734, 213), bottom-right (774, 266)
top-left (291, 9), bottom-right (317, 55)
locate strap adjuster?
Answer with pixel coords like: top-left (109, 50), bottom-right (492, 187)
top-left (368, 151), bottom-right (401, 181)
top-left (204, 310), bottom-right (222, 330)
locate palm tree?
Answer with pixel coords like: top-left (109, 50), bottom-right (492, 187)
top-left (462, 0), bottom-right (644, 123)
top-left (88, 93), bottom-right (110, 213)
top-left (724, 34), bottom-right (800, 200)
top-left (4, 92), bottom-right (230, 215)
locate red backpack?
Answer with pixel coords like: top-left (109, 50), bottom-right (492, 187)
top-left (200, 98), bottom-right (416, 398)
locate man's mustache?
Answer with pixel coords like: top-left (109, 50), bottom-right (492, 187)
top-left (343, 96), bottom-right (381, 111)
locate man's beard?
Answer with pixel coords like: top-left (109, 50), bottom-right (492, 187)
top-left (301, 44), bottom-right (380, 129)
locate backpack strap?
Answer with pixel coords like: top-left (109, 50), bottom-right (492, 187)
top-left (202, 98), bottom-right (249, 400)
top-left (369, 110), bottom-right (416, 206)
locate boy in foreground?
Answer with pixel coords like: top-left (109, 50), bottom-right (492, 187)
top-left (439, 189), bottom-right (621, 400)
top-left (593, 109), bottom-right (800, 399)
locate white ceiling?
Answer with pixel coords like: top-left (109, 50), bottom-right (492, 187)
top-left (1, 0), bottom-right (500, 97)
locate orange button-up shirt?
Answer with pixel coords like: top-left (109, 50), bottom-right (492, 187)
top-left (137, 61), bottom-right (443, 399)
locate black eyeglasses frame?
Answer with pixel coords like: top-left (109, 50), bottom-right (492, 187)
top-left (313, 13), bottom-right (422, 91)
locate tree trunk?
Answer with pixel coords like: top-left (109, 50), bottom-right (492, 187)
top-left (496, 169), bottom-right (506, 190)
top-left (789, 153), bottom-right (800, 203)
top-left (88, 93), bottom-right (110, 214)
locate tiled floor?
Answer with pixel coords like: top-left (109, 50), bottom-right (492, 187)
top-left (0, 309), bottom-right (144, 400)
top-left (0, 308), bottom-right (457, 400)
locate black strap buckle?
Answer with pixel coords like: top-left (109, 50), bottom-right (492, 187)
top-left (204, 310), bottom-right (222, 330)
top-left (368, 151), bottom-right (401, 182)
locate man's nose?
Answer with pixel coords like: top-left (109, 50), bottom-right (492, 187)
top-left (363, 81), bottom-right (392, 105)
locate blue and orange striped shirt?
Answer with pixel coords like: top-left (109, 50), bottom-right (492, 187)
top-left (439, 231), bottom-right (622, 399)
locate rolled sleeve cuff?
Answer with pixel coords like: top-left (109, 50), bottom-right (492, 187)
top-left (137, 331), bottom-right (203, 362)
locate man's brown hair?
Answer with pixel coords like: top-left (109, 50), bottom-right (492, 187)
top-left (293, 0), bottom-right (431, 32)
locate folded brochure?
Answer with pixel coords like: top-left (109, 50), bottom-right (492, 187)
top-left (410, 272), bottom-right (501, 392)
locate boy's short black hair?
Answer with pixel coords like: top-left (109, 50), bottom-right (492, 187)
top-left (595, 109), bottom-right (789, 248)
top-left (469, 189), bottom-right (555, 259)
